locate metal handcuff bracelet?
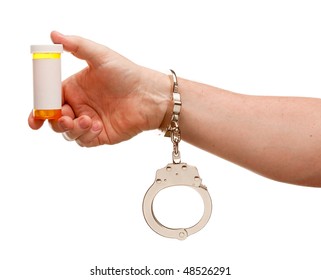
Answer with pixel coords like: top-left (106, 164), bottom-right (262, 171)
top-left (142, 70), bottom-right (212, 240)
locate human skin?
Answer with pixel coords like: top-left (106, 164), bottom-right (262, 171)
top-left (28, 31), bottom-right (321, 187)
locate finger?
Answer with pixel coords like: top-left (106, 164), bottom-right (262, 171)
top-left (74, 120), bottom-right (103, 147)
top-left (28, 111), bottom-right (45, 130)
top-left (50, 31), bottom-right (110, 68)
top-left (49, 104), bottom-right (75, 133)
top-left (61, 115), bottom-right (93, 142)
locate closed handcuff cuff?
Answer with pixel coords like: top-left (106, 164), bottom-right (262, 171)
top-left (142, 70), bottom-right (212, 240)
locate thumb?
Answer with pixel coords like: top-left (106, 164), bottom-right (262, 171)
top-left (50, 31), bottom-right (109, 68)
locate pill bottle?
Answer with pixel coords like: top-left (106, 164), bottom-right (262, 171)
top-left (31, 44), bottom-right (63, 120)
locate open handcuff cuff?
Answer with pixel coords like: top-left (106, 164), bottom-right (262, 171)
top-left (142, 70), bottom-right (212, 240)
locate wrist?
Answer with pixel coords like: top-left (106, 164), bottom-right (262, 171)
top-left (159, 70), bottom-right (181, 133)
top-left (159, 91), bottom-right (174, 132)
top-left (140, 68), bottom-right (173, 131)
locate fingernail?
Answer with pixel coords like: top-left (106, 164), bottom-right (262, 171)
top-left (79, 117), bottom-right (90, 129)
top-left (53, 30), bottom-right (65, 37)
top-left (59, 119), bottom-right (68, 131)
top-left (92, 121), bottom-right (102, 132)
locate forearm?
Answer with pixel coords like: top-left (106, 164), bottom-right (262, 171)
top-left (177, 78), bottom-right (321, 187)
top-left (43, 32), bottom-right (321, 187)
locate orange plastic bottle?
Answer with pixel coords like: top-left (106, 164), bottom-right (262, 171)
top-left (31, 44), bottom-right (63, 120)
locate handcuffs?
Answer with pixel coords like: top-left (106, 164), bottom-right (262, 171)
top-left (142, 70), bottom-right (212, 240)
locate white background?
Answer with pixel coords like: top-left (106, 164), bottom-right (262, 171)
top-left (1, 0), bottom-right (321, 279)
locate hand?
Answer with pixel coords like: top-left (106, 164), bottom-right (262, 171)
top-left (28, 31), bottom-right (171, 147)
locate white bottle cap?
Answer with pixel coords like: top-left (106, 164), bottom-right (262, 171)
top-left (30, 44), bottom-right (63, 53)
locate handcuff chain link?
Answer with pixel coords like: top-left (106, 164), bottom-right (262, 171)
top-left (171, 123), bottom-right (181, 164)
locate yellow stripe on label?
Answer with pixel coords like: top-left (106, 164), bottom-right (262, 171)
top-left (33, 53), bottom-right (61, 59)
